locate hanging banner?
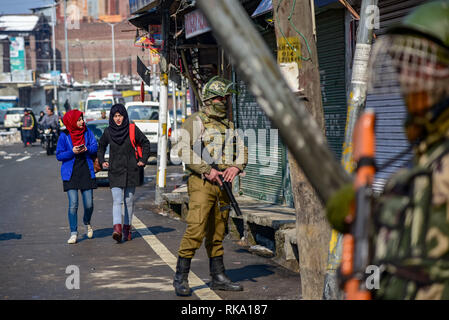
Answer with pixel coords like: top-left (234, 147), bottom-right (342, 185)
top-left (137, 56), bottom-right (152, 86)
top-left (10, 37), bottom-right (25, 71)
top-left (185, 9), bottom-right (211, 39)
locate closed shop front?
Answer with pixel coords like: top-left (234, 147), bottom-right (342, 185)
top-left (233, 29), bottom-right (293, 206)
top-left (316, 8), bottom-right (347, 161)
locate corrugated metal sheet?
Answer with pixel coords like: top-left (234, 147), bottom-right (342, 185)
top-left (316, 9), bottom-right (346, 161)
top-left (376, 0), bottom-right (428, 35)
top-left (234, 74), bottom-right (288, 204)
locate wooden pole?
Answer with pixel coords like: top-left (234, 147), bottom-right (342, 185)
top-left (273, 0), bottom-right (331, 300)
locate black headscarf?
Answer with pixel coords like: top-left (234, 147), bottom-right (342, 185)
top-left (109, 104), bottom-right (129, 145)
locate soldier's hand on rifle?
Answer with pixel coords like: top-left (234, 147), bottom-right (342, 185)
top-left (223, 167), bottom-right (240, 183)
top-left (204, 168), bottom-right (223, 186)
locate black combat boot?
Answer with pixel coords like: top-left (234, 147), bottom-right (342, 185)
top-left (210, 256), bottom-right (243, 291)
top-left (173, 257), bottom-right (192, 296)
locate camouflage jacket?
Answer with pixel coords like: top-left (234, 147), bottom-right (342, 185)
top-left (372, 138), bottom-right (449, 299)
top-left (174, 110), bottom-right (248, 177)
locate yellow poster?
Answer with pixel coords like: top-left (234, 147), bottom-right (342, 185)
top-left (277, 37), bottom-right (302, 67)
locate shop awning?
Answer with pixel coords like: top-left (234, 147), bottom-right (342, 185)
top-left (128, 8), bottom-right (161, 29)
top-left (129, 0), bottom-right (161, 15)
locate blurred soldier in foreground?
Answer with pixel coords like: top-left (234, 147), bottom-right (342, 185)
top-left (327, 1), bottom-right (449, 299)
top-left (172, 76), bottom-right (248, 296)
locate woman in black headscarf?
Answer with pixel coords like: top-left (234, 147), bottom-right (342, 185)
top-left (97, 104), bottom-right (150, 243)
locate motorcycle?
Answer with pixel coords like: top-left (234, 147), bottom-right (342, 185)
top-left (41, 127), bottom-right (57, 155)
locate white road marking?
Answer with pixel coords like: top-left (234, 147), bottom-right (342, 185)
top-left (16, 156), bottom-right (31, 162)
top-left (133, 216), bottom-right (221, 300)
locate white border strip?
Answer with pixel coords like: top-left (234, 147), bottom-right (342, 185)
top-left (133, 216), bottom-right (222, 300)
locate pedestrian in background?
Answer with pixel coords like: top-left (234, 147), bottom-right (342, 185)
top-left (56, 109), bottom-right (98, 244)
top-left (38, 111), bottom-right (45, 123)
top-left (97, 104), bottom-right (150, 243)
top-left (21, 109), bottom-right (35, 147)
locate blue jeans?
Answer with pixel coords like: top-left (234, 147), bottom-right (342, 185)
top-left (67, 189), bottom-right (94, 234)
top-left (111, 187), bottom-right (135, 226)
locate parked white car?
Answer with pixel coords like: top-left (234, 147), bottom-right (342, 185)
top-left (4, 108), bottom-right (25, 130)
top-left (125, 101), bottom-right (159, 156)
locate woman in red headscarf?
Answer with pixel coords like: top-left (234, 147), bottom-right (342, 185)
top-left (56, 109), bottom-right (98, 244)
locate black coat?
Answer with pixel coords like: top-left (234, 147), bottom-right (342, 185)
top-left (97, 125), bottom-right (150, 188)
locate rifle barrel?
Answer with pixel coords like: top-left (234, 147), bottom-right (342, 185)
top-left (218, 175), bottom-right (243, 216)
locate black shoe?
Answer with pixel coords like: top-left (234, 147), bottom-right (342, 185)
top-left (210, 256), bottom-right (243, 291)
top-left (173, 257), bottom-right (192, 296)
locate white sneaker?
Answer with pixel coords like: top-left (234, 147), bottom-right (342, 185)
top-left (86, 225), bottom-right (93, 239)
top-left (67, 233), bottom-right (77, 244)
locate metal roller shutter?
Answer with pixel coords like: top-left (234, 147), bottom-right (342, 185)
top-left (316, 9), bottom-right (347, 161)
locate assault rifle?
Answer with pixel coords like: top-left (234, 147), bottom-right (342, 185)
top-left (213, 164), bottom-right (243, 217)
top-left (340, 109), bottom-right (376, 300)
top-left (193, 139), bottom-right (243, 217)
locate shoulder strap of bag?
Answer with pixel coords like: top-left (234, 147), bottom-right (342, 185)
top-left (129, 123), bottom-right (143, 160)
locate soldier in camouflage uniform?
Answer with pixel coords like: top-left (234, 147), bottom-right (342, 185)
top-left (172, 76), bottom-right (248, 296)
top-left (327, 1), bottom-right (449, 299)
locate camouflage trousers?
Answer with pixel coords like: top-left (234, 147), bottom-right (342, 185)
top-left (178, 174), bottom-right (231, 259)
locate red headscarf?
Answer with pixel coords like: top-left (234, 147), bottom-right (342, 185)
top-left (63, 109), bottom-right (86, 147)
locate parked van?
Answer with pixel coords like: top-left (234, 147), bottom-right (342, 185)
top-left (4, 107), bottom-right (25, 130)
top-left (84, 90), bottom-right (123, 122)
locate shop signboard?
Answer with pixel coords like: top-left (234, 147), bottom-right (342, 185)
top-left (185, 9), bottom-right (211, 39)
top-left (10, 37), bottom-right (25, 71)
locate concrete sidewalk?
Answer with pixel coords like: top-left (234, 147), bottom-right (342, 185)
top-left (161, 185), bottom-right (299, 273)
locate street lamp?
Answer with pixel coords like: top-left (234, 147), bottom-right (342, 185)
top-left (72, 39), bottom-right (88, 82)
top-left (97, 18), bottom-right (126, 90)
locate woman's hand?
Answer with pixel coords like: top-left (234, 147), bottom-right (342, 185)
top-left (72, 145), bottom-right (86, 154)
top-left (102, 162), bottom-right (109, 169)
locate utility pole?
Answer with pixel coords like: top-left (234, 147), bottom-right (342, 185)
top-left (273, 0), bottom-right (330, 300)
top-left (63, 0), bottom-right (70, 115)
top-left (111, 23), bottom-right (116, 90)
top-left (172, 81), bottom-right (178, 140)
top-left (155, 5), bottom-right (170, 205)
top-left (51, 2), bottom-right (58, 104)
top-left (63, 0), bottom-right (69, 74)
top-left (152, 64), bottom-right (159, 101)
top-left (324, 0), bottom-right (379, 300)
top-left (181, 76), bottom-right (187, 123)
top-left (196, 0), bottom-right (350, 207)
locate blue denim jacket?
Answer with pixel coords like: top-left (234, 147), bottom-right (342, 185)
top-left (56, 128), bottom-right (98, 181)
